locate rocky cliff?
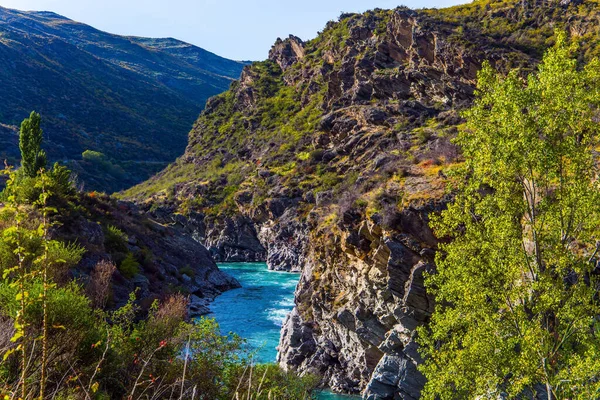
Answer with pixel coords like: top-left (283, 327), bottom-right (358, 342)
top-left (126, 0), bottom-right (600, 397)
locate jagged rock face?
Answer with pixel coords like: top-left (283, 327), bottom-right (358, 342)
top-left (148, 200), bottom-right (308, 272)
top-left (320, 10), bottom-right (477, 110)
top-left (279, 206), bottom-right (438, 397)
top-left (198, 215), bottom-right (267, 262)
top-left (258, 214), bottom-right (308, 272)
top-left (270, 11), bottom-right (481, 117)
top-left (128, 1), bottom-right (600, 398)
top-left (149, 209), bottom-right (267, 263)
top-left (199, 205), bottom-right (309, 272)
top-left (269, 35), bottom-right (306, 72)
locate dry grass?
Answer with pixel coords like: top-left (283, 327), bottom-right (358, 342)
top-left (155, 293), bottom-right (189, 322)
top-left (86, 260), bottom-right (116, 309)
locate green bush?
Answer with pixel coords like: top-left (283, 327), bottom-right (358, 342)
top-left (82, 150), bottom-right (106, 163)
top-left (104, 225), bottom-right (128, 254)
top-left (118, 252), bottom-right (140, 278)
top-left (82, 150), bottom-right (126, 179)
top-left (224, 364), bottom-right (320, 400)
top-left (1, 162), bottom-right (75, 205)
top-left (47, 241), bottom-right (86, 280)
top-left (47, 162), bottom-right (75, 197)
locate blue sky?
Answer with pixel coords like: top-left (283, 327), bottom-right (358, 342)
top-left (0, 0), bottom-right (467, 60)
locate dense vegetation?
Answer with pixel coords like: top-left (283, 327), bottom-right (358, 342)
top-left (0, 115), bottom-right (318, 399)
top-left (419, 33), bottom-right (600, 398)
top-left (425, 0), bottom-right (600, 61)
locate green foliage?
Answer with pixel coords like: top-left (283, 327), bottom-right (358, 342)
top-left (0, 281), bottom-right (95, 334)
top-left (104, 225), bottom-right (128, 254)
top-left (179, 317), bottom-right (246, 398)
top-left (0, 144), bottom-right (317, 400)
top-left (0, 278), bottom-right (315, 399)
top-left (5, 173), bottom-right (41, 204)
top-left (323, 17), bottom-right (351, 50)
top-left (315, 166), bottom-right (341, 191)
top-left (0, 166), bottom-right (83, 399)
top-left (251, 60), bottom-right (283, 98)
top-left (81, 150), bottom-right (125, 179)
top-left (18, 111), bottom-right (46, 178)
top-left (118, 252), bottom-right (140, 279)
top-left (419, 33), bottom-right (600, 399)
top-left (1, 164), bottom-right (75, 205)
top-left (270, 161), bottom-right (297, 176)
top-left (82, 150), bottom-right (106, 163)
top-left (47, 162), bottom-right (75, 197)
top-left (297, 151), bottom-right (310, 161)
top-left (47, 241), bottom-right (86, 280)
top-left (223, 363), bottom-right (321, 400)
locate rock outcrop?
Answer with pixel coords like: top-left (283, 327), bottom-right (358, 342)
top-left (269, 35), bottom-right (306, 72)
top-left (195, 214), bottom-right (267, 262)
top-left (279, 206), bottom-right (439, 397)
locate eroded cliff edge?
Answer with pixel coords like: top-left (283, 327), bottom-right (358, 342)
top-left (126, 1), bottom-right (600, 397)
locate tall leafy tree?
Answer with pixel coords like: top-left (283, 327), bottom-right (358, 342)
top-left (19, 111), bottom-right (47, 177)
top-left (419, 32), bottom-right (600, 399)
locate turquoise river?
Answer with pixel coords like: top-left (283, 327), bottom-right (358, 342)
top-left (210, 262), bottom-right (359, 400)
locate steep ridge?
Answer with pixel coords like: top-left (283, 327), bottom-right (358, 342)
top-left (126, 0), bottom-right (600, 397)
top-left (5, 184), bottom-right (241, 317)
top-left (0, 6), bottom-right (247, 192)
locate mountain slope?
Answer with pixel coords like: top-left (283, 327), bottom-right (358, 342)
top-left (0, 6), bottom-right (247, 192)
top-left (126, 0), bottom-right (600, 398)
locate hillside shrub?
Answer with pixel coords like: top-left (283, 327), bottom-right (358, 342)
top-left (118, 252), bottom-right (140, 278)
top-left (104, 225), bottom-right (128, 254)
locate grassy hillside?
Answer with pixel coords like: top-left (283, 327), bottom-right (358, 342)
top-left (127, 0), bottom-right (600, 214)
top-left (0, 6), bottom-right (248, 192)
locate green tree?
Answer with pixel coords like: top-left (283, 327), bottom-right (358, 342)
top-left (19, 111), bottom-right (47, 178)
top-left (0, 167), bottom-right (84, 399)
top-left (418, 32), bottom-right (600, 399)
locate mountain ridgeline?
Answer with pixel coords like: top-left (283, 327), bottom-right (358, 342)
top-left (126, 0), bottom-right (600, 398)
top-left (0, 6), bottom-right (247, 192)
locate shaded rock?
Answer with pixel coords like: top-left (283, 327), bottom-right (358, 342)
top-left (189, 295), bottom-right (210, 317)
top-left (260, 208), bottom-right (309, 272)
top-left (54, 197), bottom-right (240, 312)
top-left (365, 354), bottom-right (425, 400)
top-left (363, 108), bottom-right (389, 125)
top-left (316, 190), bottom-right (333, 206)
